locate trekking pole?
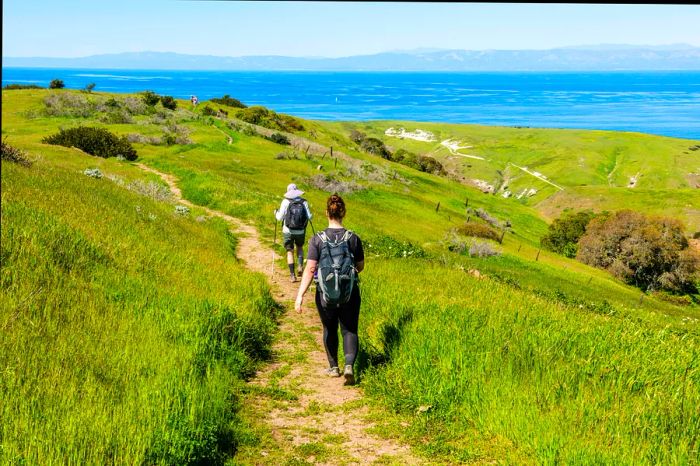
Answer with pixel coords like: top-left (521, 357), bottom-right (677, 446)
top-left (273, 218), bottom-right (278, 245)
top-left (309, 219), bottom-right (316, 236)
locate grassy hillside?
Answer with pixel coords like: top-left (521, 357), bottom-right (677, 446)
top-left (3, 89), bottom-right (699, 464)
top-left (315, 120), bottom-right (700, 232)
top-left (1, 93), bottom-right (279, 464)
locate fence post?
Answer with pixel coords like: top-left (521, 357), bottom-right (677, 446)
top-left (436, 202), bottom-right (440, 213)
top-left (535, 249), bottom-right (541, 261)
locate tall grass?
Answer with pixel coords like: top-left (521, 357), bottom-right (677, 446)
top-left (359, 259), bottom-right (700, 463)
top-left (0, 160), bottom-right (278, 464)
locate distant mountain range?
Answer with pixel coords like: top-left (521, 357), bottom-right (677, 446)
top-left (4, 45), bottom-right (700, 71)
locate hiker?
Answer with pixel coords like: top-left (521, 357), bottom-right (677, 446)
top-left (190, 95), bottom-right (198, 107)
top-left (275, 183), bottom-right (312, 282)
top-left (294, 193), bottom-right (364, 385)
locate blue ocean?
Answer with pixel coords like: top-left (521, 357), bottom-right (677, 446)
top-left (3, 68), bottom-right (700, 139)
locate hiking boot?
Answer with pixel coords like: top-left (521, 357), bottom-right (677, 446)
top-left (290, 273), bottom-right (297, 283)
top-left (326, 366), bottom-right (340, 377)
top-left (343, 365), bottom-right (355, 385)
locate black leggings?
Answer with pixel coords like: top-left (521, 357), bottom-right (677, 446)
top-left (315, 287), bottom-right (361, 368)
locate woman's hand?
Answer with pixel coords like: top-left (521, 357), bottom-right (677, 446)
top-left (295, 296), bottom-right (303, 313)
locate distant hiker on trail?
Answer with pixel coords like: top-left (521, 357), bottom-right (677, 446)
top-left (275, 183), bottom-right (312, 283)
top-left (190, 95), bottom-right (198, 107)
top-left (294, 193), bottom-right (364, 385)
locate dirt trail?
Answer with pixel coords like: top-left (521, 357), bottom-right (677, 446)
top-left (135, 163), bottom-right (421, 465)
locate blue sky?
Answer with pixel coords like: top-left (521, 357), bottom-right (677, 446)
top-left (3, 1), bottom-right (700, 57)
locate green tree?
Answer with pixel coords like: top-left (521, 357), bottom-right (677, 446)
top-left (541, 210), bottom-right (597, 258)
top-left (49, 79), bottom-right (65, 89)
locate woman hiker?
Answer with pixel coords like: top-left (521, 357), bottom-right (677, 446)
top-left (294, 193), bottom-right (365, 385)
top-left (275, 183), bottom-right (313, 282)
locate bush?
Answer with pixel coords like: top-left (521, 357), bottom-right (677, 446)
top-left (3, 83), bottom-right (43, 90)
top-left (201, 106), bottom-right (217, 116)
top-left (43, 126), bottom-right (138, 161)
top-left (305, 173), bottom-right (363, 194)
top-left (541, 210), bottom-right (597, 258)
top-left (49, 79), bottom-right (65, 89)
top-left (349, 129), bottom-right (366, 144)
top-left (44, 93), bottom-right (95, 118)
top-left (235, 106), bottom-right (304, 132)
top-left (83, 83), bottom-right (96, 93)
top-left (266, 133), bottom-right (290, 145)
top-left (210, 94), bottom-right (247, 109)
top-left (160, 95), bottom-right (177, 110)
top-left (469, 240), bottom-right (501, 258)
top-left (456, 222), bottom-right (500, 241)
top-left (360, 137), bottom-right (392, 159)
top-left (577, 210), bottom-right (698, 293)
top-left (83, 168), bottom-right (103, 179)
top-left (1, 138), bottom-right (32, 167)
top-left (141, 90), bottom-right (161, 107)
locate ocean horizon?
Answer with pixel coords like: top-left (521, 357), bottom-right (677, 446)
top-left (3, 67), bottom-right (700, 140)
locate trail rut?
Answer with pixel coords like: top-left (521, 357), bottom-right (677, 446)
top-left (135, 163), bottom-right (422, 465)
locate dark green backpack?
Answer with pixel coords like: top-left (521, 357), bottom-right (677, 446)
top-left (316, 230), bottom-right (357, 308)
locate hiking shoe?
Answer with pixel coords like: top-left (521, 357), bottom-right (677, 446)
top-left (326, 366), bottom-right (340, 377)
top-left (290, 273), bottom-right (297, 283)
top-left (343, 365), bottom-right (355, 385)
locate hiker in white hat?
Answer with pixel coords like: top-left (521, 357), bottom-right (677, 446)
top-left (275, 183), bottom-right (313, 282)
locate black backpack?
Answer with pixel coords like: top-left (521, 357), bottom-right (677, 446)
top-left (316, 230), bottom-right (357, 308)
top-left (285, 198), bottom-right (308, 230)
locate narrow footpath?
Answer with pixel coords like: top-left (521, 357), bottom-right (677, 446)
top-left (136, 164), bottom-right (422, 465)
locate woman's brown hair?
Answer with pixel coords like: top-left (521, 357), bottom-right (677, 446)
top-left (326, 193), bottom-right (346, 220)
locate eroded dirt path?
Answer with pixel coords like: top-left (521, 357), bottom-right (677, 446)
top-left (136, 163), bottom-right (422, 465)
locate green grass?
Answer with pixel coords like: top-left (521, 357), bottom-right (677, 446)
top-left (1, 131), bottom-right (278, 463)
top-left (3, 89), bottom-right (700, 464)
top-left (358, 259), bottom-right (700, 464)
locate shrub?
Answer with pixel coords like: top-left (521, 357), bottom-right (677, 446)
top-left (141, 90), bottom-right (161, 107)
top-left (49, 79), bottom-right (65, 89)
top-left (83, 83), bottom-right (96, 93)
top-left (83, 168), bottom-right (103, 179)
top-left (469, 240), bottom-right (501, 258)
top-left (162, 123), bottom-right (192, 145)
top-left (474, 208), bottom-right (509, 229)
top-left (360, 137), bottom-right (392, 159)
top-left (577, 210), bottom-right (698, 293)
top-left (236, 106), bottom-right (269, 126)
top-left (160, 95), bottom-right (177, 110)
top-left (44, 93), bottom-right (95, 118)
top-left (541, 210), bottom-right (597, 258)
top-left (305, 173), bottom-right (363, 194)
top-left (43, 126), bottom-right (138, 161)
top-left (3, 83), bottom-right (43, 90)
top-left (201, 106), bottom-right (217, 116)
top-left (456, 222), bottom-right (500, 241)
top-left (416, 155), bottom-right (445, 175)
top-left (235, 106), bottom-right (303, 132)
top-left (349, 129), bottom-right (366, 144)
top-left (210, 94), bottom-right (247, 109)
top-left (1, 138), bottom-right (32, 167)
top-left (266, 133), bottom-right (290, 145)
top-left (127, 133), bottom-right (162, 145)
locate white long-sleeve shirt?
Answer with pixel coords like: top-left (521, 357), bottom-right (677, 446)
top-left (275, 197), bottom-right (312, 234)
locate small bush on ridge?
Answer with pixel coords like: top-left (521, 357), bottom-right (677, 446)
top-left (210, 94), bottom-right (247, 109)
top-left (4, 83), bottom-right (43, 90)
top-left (160, 95), bottom-right (177, 110)
top-left (456, 222), bottom-right (500, 242)
top-left (266, 133), bottom-right (290, 145)
top-left (43, 126), bottom-right (138, 161)
top-left (49, 79), bottom-right (65, 89)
